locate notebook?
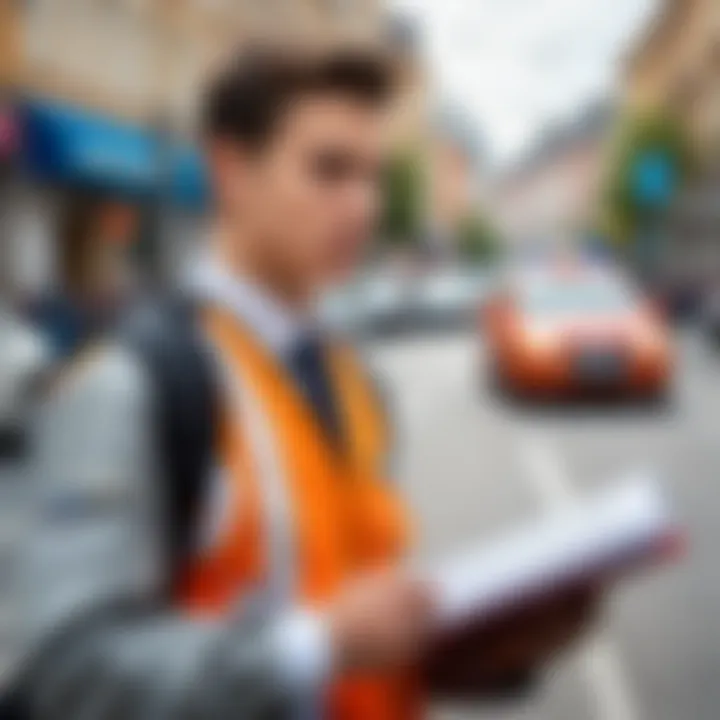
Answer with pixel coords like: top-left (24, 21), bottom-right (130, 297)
top-left (428, 475), bottom-right (679, 628)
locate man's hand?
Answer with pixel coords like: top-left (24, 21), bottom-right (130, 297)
top-left (327, 570), bottom-right (598, 698)
top-left (426, 585), bottom-right (599, 699)
top-left (328, 569), bottom-right (436, 672)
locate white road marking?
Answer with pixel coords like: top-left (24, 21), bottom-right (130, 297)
top-left (583, 634), bottom-right (642, 720)
top-left (518, 433), bottom-right (643, 720)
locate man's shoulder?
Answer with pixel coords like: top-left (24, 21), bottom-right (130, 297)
top-left (49, 294), bottom-right (199, 407)
top-left (49, 341), bottom-right (152, 420)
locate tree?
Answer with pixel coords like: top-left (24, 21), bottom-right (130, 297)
top-left (456, 213), bottom-right (502, 265)
top-left (380, 152), bottom-right (425, 247)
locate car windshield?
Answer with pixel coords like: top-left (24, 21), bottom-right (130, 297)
top-left (521, 277), bottom-right (635, 316)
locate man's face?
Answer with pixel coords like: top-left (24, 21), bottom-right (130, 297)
top-left (213, 95), bottom-right (387, 293)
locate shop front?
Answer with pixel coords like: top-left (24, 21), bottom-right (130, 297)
top-left (12, 98), bottom-right (209, 355)
top-left (17, 98), bottom-right (209, 286)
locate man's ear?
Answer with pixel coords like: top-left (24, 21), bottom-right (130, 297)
top-left (205, 139), bottom-right (253, 205)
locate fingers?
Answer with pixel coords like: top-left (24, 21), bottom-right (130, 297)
top-left (329, 570), bottom-right (437, 672)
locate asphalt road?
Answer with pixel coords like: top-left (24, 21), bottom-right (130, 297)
top-left (369, 328), bottom-right (720, 720)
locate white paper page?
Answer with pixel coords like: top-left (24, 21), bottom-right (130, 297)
top-left (427, 475), bottom-right (674, 627)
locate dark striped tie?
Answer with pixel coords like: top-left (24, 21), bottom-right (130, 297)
top-left (287, 336), bottom-right (343, 448)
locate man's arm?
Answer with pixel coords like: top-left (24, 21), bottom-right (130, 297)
top-left (361, 359), bottom-right (593, 702)
top-left (21, 345), bottom-right (330, 720)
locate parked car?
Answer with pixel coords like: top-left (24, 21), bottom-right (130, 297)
top-left (321, 268), bottom-right (495, 338)
top-left (413, 270), bottom-right (491, 330)
top-left (319, 271), bottom-right (416, 337)
top-left (360, 273), bottom-right (416, 335)
top-left (483, 264), bottom-right (673, 400)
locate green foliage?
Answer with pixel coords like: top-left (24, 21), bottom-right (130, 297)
top-left (602, 111), bottom-right (694, 244)
top-left (456, 214), bottom-right (501, 265)
top-left (381, 153), bottom-right (425, 246)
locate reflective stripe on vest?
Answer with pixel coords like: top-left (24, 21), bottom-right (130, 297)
top-left (209, 326), bottom-right (297, 610)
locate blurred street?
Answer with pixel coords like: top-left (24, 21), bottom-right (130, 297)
top-left (370, 326), bottom-right (719, 720)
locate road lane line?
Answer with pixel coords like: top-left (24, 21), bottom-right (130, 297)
top-left (518, 433), bottom-right (643, 720)
top-left (583, 634), bottom-right (642, 720)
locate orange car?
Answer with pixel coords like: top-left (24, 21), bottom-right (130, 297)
top-left (483, 268), bottom-right (673, 399)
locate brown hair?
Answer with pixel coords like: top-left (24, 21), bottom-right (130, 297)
top-left (202, 44), bottom-right (396, 148)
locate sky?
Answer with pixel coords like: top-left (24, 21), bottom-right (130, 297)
top-left (391, 0), bottom-right (660, 168)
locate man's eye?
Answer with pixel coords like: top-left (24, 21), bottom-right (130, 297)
top-left (312, 153), bottom-right (354, 182)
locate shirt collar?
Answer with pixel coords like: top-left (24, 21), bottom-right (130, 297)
top-left (190, 256), bottom-right (316, 356)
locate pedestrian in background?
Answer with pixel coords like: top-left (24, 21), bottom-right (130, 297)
top-left (28, 196), bottom-right (139, 361)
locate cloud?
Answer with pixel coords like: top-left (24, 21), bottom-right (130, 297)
top-left (391, 0), bottom-right (659, 165)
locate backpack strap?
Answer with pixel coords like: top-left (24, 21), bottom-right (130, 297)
top-left (119, 297), bottom-right (219, 592)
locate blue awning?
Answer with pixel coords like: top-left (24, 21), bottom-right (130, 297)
top-left (21, 99), bottom-right (210, 207)
top-left (22, 100), bottom-right (161, 195)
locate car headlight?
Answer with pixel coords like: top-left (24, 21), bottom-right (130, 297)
top-left (521, 328), bottom-right (557, 356)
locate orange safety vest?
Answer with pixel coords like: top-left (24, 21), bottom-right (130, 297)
top-left (178, 305), bottom-right (423, 720)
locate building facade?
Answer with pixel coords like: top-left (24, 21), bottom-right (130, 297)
top-left (0, 0), bottom-right (23, 91)
top-left (384, 14), bottom-right (429, 149)
top-left (1, 0), bottom-right (388, 299)
top-left (625, 0), bottom-right (720, 164)
top-left (426, 107), bottom-right (484, 258)
top-left (491, 102), bottom-right (614, 250)
top-left (20, 0), bottom-right (384, 126)
top-left (625, 0), bottom-right (720, 281)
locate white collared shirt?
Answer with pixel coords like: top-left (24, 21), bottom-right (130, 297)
top-left (190, 256), bottom-right (317, 358)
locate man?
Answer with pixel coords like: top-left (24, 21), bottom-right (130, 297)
top-left (22, 45), bottom-right (595, 719)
